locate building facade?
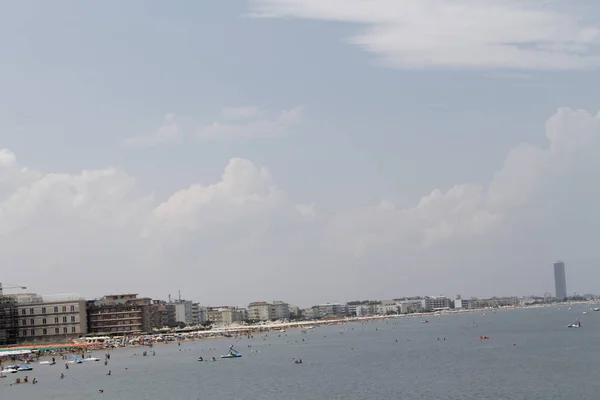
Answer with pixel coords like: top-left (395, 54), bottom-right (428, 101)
top-left (3, 293), bottom-right (88, 343)
top-left (272, 301), bottom-right (290, 320)
top-left (206, 307), bottom-right (245, 326)
top-left (314, 303), bottom-right (348, 318)
top-left (87, 294), bottom-right (152, 335)
top-left (248, 302), bottom-right (274, 321)
top-left (554, 261), bottom-right (567, 300)
top-left (421, 296), bottom-right (451, 311)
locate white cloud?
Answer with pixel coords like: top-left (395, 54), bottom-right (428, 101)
top-left (197, 106), bottom-right (303, 140)
top-left (121, 113), bottom-right (180, 148)
top-left (250, 0), bottom-right (600, 70)
top-left (1, 107), bottom-right (600, 303)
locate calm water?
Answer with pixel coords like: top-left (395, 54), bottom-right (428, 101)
top-left (2, 305), bottom-right (599, 399)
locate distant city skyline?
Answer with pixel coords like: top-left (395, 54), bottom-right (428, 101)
top-left (1, 1), bottom-right (600, 304)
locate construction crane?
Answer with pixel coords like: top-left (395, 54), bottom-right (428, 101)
top-left (0, 282), bottom-right (27, 296)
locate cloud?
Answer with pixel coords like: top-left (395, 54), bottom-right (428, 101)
top-left (1, 107), bottom-right (600, 303)
top-left (121, 113), bottom-right (180, 148)
top-left (249, 0), bottom-right (600, 70)
top-left (197, 106), bottom-right (303, 140)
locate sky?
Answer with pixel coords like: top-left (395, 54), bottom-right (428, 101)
top-left (1, 0), bottom-right (600, 307)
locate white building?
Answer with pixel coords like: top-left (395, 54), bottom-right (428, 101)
top-left (397, 300), bottom-right (422, 314)
top-left (356, 304), bottom-right (375, 317)
top-left (375, 300), bottom-right (399, 315)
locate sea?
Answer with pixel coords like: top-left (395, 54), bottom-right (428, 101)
top-left (1, 304), bottom-right (598, 399)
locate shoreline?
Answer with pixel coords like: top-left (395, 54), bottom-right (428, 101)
top-left (3, 300), bottom-right (597, 359)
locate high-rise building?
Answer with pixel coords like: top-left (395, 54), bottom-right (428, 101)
top-left (554, 261), bottom-right (567, 300)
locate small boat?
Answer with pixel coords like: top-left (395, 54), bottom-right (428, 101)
top-left (421, 320), bottom-right (430, 324)
top-left (84, 357), bottom-right (100, 362)
top-left (17, 363), bottom-right (33, 372)
top-left (568, 321), bottom-right (581, 328)
top-left (39, 361), bottom-right (55, 365)
top-left (583, 311), bottom-right (588, 315)
top-left (478, 335), bottom-right (490, 340)
top-left (221, 353), bottom-right (242, 359)
top-left (1, 366), bottom-right (18, 374)
top-left (221, 347), bottom-right (242, 359)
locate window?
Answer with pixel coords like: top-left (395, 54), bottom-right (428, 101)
top-left (42, 318), bottom-right (47, 324)
top-left (30, 329), bottom-right (35, 336)
top-left (62, 306), bottom-right (67, 312)
top-left (54, 306), bottom-right (58, 313)
top-left (22, 319), bottom-right (26, 326)
top-left (21, 309), bottom-right (26, 315)
top-left (70, 305), bottom-right (75, 312)
top-left (54, 317), bottom-right (59, 324)
top-left (54, 328), bottom-right (59, 334)
top-left (63, 316), bottom-right (67, 323)
top-left (42, 307), bottom-right (46, 313)
top-left (71, 327), bottom-right (76, 333)
top-left (71, 316), bottom-right (76, 322)
top-left (43, 328), bottom-right (47, 335)
top-left (30, 319), bottom-right (34, 325)
top-left (30, 308), bottom-right (34, 315)
top-left (22, 330), bottom-right (27, 336)
top-left (63, 327), bottom-right (68, 333)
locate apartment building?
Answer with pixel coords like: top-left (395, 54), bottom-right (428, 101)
top-left (272, 301), bottom-right (290, 320)
top-left (87, 294), bottom-right (152, 335)
top-left (206, 307), bottom-right (245, 326)
top-left (247, 302), bottom-right (274, 322)
top-left (375, 300), bottom-right (399, 315)
top-left (314, 303), bottom-right (348, 318)
top-left (7, 293), bottom-right (87, 342)
top-left (421, 296), bottom-right (451, 311)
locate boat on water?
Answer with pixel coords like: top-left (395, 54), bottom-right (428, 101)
top-left (84, 357), bottom-right (100, 362)
top-left (1, 365), bottom-right (18, 374)
top-left (421, 320), bottom-right (430, 324)
top-left (39, 361), bottom-right (56, 365)
top-left (221, 345), bottom-right (242, 359)
top-left (568, 321), bottom-right (581, 328)
top-left (67, 356), bottom-right (84, 364)
top-left (17, 363), bottom-right (33, 372)
top-left (221, 353), bottom-right (242, 359)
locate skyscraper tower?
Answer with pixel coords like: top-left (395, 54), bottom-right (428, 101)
top-left (554, 261), bottom-right (567, 300)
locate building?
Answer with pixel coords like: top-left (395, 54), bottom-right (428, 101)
top-left (206, 307), bottom-right (245, 326)
top-left (453, 296), bottom-right (469, 309)
top-left (346, 304), bottom-right (358, 317)
top-left (421, 296), bottom-right (451, 311)
top-left (288, 305), bottom-right (301, 319)
top-left (2, 293), bottom-right (87, 343)
top-left (314, 303), bottom-right (348, 318)
top-left (356, 304), bottom-right (375, 317)
top-left (375, 300), bottom-right (399, 315)
top-left (0, 295), bottom-right (19, 345)
top-left (165, 300), bottom-right (198, 326)
top-left (397, 300), bottom-right (422, 314)
top-left (554, 261), bottom-right (567, 300)
top-left (247, 302), bottom-right (274, 322)
top-left (149, 300), bottom-right (169, 329)
top-left (87, 294), bottom-right (152, 335)
top-left (191, 303), bottom-right (206, 325)
top-left (272, 301), bottom-right (290, 320)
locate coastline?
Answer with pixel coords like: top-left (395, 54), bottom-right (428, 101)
top-left (3, 300), bottom-right (597, 360)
